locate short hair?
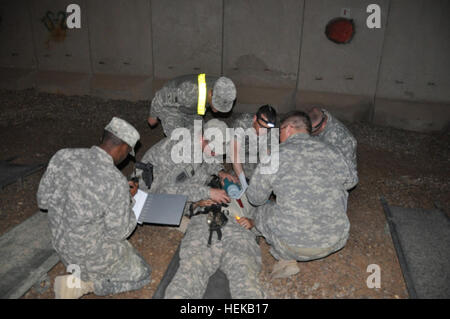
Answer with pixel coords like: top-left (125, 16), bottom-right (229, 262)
top-left (256, 104), bottom-right (277, 126)
top-left (101, 130), bottom-right (126, 146)
top-left (281, 111), bottom-right (312, 134)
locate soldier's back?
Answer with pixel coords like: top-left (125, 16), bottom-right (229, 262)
top-left (45, 146), bottom-right (125, 256)
top-left (265, 133), bottom-right (352, 247)
top-left (317, 110), bottom-right (357, 171)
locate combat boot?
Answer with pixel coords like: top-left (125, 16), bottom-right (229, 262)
top-left (54, 274), bottom-right (94, 299)
top-left (270, 259), bottom-right (299, 279)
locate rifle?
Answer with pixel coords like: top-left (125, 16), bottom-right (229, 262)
top-left (131, 161), bottom-right (154, 189)
top-left (189, 174), bottom-right (230, 246)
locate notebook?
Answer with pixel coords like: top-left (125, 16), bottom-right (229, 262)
top-left (132, 189), bottom-right (187, 226)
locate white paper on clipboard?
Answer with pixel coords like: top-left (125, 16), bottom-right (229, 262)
top-left (132, 189), bottom-right (148, 221)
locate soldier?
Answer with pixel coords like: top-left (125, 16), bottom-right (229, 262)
top-left (136, 119), bottom-right (237, 221)
top-left (37, 117), bottom-right (151, 298)
top-left (147, 74), bottom-right (237, 137)
top-left (230, 104), bottom-right (278, 180)
top-left (164, 194), bottom-right (264, 299)
top-left (239, 111), bottom-right (358, 279)
top-left (308, 107), bottom-right (358, 176)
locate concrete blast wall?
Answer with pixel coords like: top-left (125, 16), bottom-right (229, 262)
top-left (0, 0), bottom-right (449, 132)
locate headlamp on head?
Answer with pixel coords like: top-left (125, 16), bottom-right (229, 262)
top-left (257, 115), bottom-right (275, 128)
top-left (256, 104), bottom-right (277, 129)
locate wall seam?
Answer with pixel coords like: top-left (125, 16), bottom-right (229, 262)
top-left (372, 0), bottom-right (392, 123)
top-left (27, 0), bottom-right (39, 72)
top-left (293, 0), bottom-right (306, 110)
top-left (149, 0), bottom-right (156, 81)
top-left (84, 0), bottom-right (94, 77)
top-left (220, 0), bottom-right (225, 76)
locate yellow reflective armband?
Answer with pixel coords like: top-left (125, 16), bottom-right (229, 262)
top-left (197, 73), bottom-right (207, 115)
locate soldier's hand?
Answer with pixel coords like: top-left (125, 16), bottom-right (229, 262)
top-left (129, 181), bottom-right (138, 197)
top-left (209, 188), bottom-right (230, 204)
top-left (193, 199), bottom-right (215, 209)
top-left (237, 217), bottom-right (254, 230)
top-left (218, 171), bottom-right (238, 185)
top-left (147, 116), bottom-right (159, 127)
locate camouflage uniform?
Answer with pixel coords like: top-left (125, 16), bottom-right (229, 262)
top-left (37, 146), bottom-right (151, 296)
top-left (164, 199), bottom-right (263, 299)
top-left (149, 74), bottom-right (234, 136)
top-left (247, 133), bottom-right (358, 261)
top-left (137, 127), bottom-right (224, 205)
top-left (231, 113), bottom-right (278, 179)
top-left (314, 109), bottom-right (358, 177)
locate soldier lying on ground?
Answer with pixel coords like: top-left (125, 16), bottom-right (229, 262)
top-left (238, 111), bottom-right (358, 279)
top-left (165, 189), bottom-right (264, 298)
top-left (147, 74), bottom-right (236, 137)
top-left (37, 117), bottom-right (151, 299)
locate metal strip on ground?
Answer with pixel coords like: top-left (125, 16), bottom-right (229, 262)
top-left (0, 159), bottom-right (46, 189)
top-left (381, 196), bottom-right (450, 299)
top-left (0, 211), bottom-right (59, 298)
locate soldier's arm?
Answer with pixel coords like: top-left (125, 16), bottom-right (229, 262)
top-left (335, 135), bottom-right (358, 189)
top-left (205, 161), bottom-right (225, 176)
top-left (349, 135), bottom-right (358, 173)
top-left (335, 124), bottom-right (358, 176)
top-left (103, 181), bottom-right (137, 241)
top-left (147, 95), bottom-right (159, 126)
top-left (159, 182), bottom-right (210, 203)
top-left (149, 88), bottom-right (166, 119)
top-left (334, 148), bottom-right (358, 190)
top-left (231, 138), bottom-right (244, 176)
top-left (229, 121), bottom-right (251, 179)
top-left (36, 153), bottom-right (60, 210)
top-left (246, 164), bottom-right (276, 206)
top-left (344, 160), bottom-right (358, 190)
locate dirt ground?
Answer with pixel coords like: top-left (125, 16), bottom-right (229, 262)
top-left (0, 89), bottom-right (448, 299)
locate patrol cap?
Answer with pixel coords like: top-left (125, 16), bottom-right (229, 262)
top-left (212, 77), bottom-right (236, 113)
top-left (104, 117), bottom-right (140, 156)
top-left (203, 119), bottom-right (230, 156)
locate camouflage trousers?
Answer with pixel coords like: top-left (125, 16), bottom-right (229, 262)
top-left (153, 104), bottom-right (203, 137)
top-left (165, 215), bottom-right (264, 299)
top-left (255, 203), bottom-right (349, 261)
top-left (63, 241), bottom-right (151, 296)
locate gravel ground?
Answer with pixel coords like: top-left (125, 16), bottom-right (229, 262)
top-left (0, 89), bottom-right (448, 299)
